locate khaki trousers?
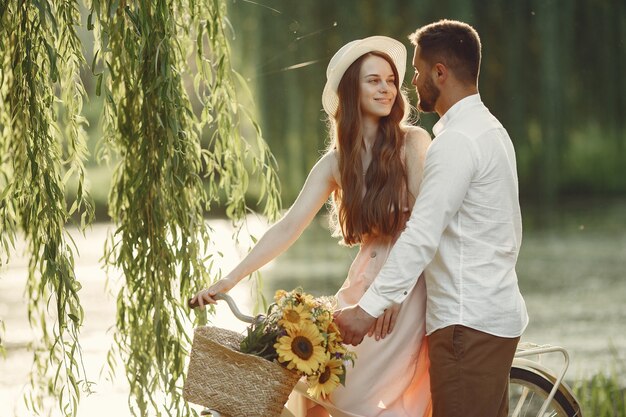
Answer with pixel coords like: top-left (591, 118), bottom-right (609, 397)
top-left (428, 325), bottom-right (520, 417)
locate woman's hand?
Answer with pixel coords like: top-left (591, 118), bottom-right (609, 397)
top-left (190, 277), bottom-right (237, 309)
top-left (367, 302), bottom-right (402, 341)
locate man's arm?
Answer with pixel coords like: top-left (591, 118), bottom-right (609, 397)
top-left (335, 132), bottom-right (476, 344)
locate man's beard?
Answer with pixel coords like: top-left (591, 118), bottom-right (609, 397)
top-left (417, 78), bottom-right (440, 113)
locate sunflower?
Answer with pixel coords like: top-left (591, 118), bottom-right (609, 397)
top-left (274, 322), bottom-right (326, 374)
top-left (274, 289), bottom-right (288, 303)
top-left (324, 320), bottom-right (341, 339)
top-left (307, 358), bottom-right (344, 399)
top-left (327, 338), bottom-right (347, 356)
top-left (320, 320), bottom-right (343, 349)
top-left (294, 291), bottom-right (316, 308)
top-left (278, 303), bottom-right (312, 330)
top-left (314, 309), bottom-right (333, 329)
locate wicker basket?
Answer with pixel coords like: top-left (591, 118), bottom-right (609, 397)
top-left (183, 326), bottom-right (300, 417)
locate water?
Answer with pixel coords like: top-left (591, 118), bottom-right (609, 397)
top-left (262, 201), bottom-right (626, 381)
top-left (0, 220), bottom-right (261, 417)
top-left (1, 200), bottom-right (625, 416)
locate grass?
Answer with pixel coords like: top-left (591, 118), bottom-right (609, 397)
top-left (573, 348), bottom-right (626, 417)
top-left (574, 372), bottom-right (626, 416)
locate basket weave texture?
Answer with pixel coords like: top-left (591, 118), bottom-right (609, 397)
top-left (183, 326), bottom-right (300, 417)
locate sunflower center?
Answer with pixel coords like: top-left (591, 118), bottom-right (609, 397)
top-left (319, 366), bottom-right (331, 384)
top-left (285, 310), bottom-right (301, 323)
top-left (291, 336), bottom-right (314, 360)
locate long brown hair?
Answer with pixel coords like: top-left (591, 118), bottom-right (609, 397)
top-left (328, 51), bottom-right (411, 246)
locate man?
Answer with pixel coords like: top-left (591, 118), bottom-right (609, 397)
top-left (334, 20), bottom-right (528, 417)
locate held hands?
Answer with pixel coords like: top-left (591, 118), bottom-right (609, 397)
top-left (333, 304), bottom-right (377, 346)
top-left (368, 303), bottom-right (401, 341)
top-left (190, 277), bottom-right (237, 309)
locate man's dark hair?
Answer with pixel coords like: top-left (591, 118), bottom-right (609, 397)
top-left (409, 19), bottom-right (481, 84)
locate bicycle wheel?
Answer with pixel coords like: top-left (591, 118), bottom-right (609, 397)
top-left (509, 366), bottom-right (581, 417)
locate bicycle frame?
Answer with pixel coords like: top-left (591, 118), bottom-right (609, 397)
top-left (512, 342), bottom-right (572, 417)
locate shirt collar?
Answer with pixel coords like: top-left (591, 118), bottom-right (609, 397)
top-left (432, 94), bottom-right (481, 136)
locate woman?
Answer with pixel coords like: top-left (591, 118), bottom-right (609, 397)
top-left (191, 36), bottom-right (432, 417)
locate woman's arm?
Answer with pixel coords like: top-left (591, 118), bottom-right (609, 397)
top-left (405, 126), bottom-right (432, 204)
top-left (191, 151), bottom-right (339, 307)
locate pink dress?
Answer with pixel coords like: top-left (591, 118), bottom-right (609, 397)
top-left (287, 229), bottom-right (432, 417)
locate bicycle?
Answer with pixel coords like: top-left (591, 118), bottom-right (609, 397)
top-left (189, 293), bottom-right (583, 417)
top-left (509, 343), bottom-right (582, 416)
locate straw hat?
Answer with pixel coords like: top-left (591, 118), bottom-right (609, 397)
top-left (322, 35), bottom-right (407, 116)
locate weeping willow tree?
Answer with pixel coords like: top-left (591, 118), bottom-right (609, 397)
top-left (0, 1), bottom-right (95, 416)
top-left (89, 0), bottom-right (280, 415)
top-left (1, 0), bottom-right (281, 416)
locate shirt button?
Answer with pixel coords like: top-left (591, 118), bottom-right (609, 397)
top-left (370, 251), bottom-right (377, 258)
top-left (403, 291), bottom-right (408, 295)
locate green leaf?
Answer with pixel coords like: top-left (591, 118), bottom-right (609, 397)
top-left (91, 49), bottom-right (101, 76)
top-left (95, 73), bottom-right (103, 97)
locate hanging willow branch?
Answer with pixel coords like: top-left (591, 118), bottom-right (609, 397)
top-left (1, 0), bottom-right (280, 414)
top-left (0, 1), bottom-right (94, 416)
top-left (88, 0), bottom-right (281, 415)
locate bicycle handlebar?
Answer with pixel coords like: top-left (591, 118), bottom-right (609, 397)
top-left (188, 293), bottom-right (257, 324)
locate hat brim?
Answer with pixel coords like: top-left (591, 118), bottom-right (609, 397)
top-left (322, 36), bottom-right (407, 116)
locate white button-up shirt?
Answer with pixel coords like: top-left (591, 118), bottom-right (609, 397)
top-left (359, 94), bottom-right (529, 337)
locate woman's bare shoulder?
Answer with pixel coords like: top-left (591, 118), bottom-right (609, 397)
top-left (317, 148), bottom-right (340, 186)
top-left (319, 148), bottom-right (339, 168)
top-left (404, 125), bottom-right (431, 145)
top-left (403, 127), bottom-right (431, 199)
top-left (404, 126), bottom-right (431, 158)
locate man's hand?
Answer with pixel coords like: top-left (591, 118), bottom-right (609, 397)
top-left (334, 305), bottom-right (377, 346)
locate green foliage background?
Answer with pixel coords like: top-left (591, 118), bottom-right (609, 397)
top-left (0, 0), bottom-right (280, 416)
top-left (227, 0), bottom-right (626, 209)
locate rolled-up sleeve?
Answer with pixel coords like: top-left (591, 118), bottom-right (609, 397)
top-left (359, 131), bottom-right (477, 317)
